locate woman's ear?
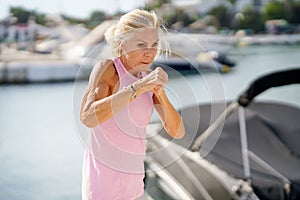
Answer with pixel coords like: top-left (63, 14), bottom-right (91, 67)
top-left (118, 42), bottom-right (124, 57)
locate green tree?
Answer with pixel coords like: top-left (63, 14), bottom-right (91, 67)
top-left (239, 5), bottom-right (264, 33)
top-left (86, 10), bottom-right (107, 28)
top-left (163, 8), bottom-right (195, 27)
top-left (207, 5), bottom-right (231, 28)
top-left (177, 11), bottom-right (195, 26)
top-left (146, 0), bottom-right (171, 10)
top-left (291, 1), bottom-right (300, 23)
top-left (10, 6), bottom-right (31, 23)
top-left (228, 0), bottom-right (237, 5)
top-left (283, 0), bottom-right (293, 21)
top-left (9, 6), bottom-right (47, 25)
top-left (61, 14), bottom-right (86, 25)
top-left (263, 1), bottom-right (285, 20)
top-left (33, 12), bottom-right (47, 25)
top-left (90, 11), bottom-right (106, 23)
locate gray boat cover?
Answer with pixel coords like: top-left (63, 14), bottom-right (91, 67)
top-left (159, 102), bottom-right (300, 200)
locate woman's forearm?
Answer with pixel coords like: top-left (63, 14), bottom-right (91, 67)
top-left (153, 90), bottom-right (185, 139)
top-left (82, 86), bottom-right (135, 128)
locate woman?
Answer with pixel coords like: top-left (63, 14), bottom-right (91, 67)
top-left (80, 9), bottom-right (185, 200)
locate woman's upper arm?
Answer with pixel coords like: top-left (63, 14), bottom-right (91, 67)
top-left (88, 60), bottom-right (113, 87)
top-left (80, 60), bottom-right (113, 120)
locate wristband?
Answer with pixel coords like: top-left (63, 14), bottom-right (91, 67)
top-left (129, 84), bottom-right (137, 100)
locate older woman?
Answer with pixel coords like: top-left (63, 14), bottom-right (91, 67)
top-left (80, 9), bottom-right (185, 200)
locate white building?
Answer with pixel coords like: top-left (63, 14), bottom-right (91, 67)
top-left (171, 0), bottom-right (231, 14)
top-left (156, 0), bottom-right (273, 14)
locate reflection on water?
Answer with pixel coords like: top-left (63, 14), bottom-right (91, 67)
top-left (0, 45), bottom-right (300, 199)
top-left (0, 83), bottom-right (83, 200)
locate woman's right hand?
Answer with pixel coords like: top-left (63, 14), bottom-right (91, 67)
top-left (133, 67), bottom-right (168, 95)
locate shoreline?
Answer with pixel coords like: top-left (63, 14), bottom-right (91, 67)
top-left (188, 33), bottom-right (300, 46)
top-left (1, 33), bottom-right (300, 84)
top-left (0, 47), bottom-right (93, 84)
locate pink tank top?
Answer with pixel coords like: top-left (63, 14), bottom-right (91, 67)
top-left (82, 58), bottom-right (154, 199)
top-left (86, 58), bottom-right (154, 173)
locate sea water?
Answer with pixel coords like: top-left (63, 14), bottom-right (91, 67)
top-left (0, 44), bottom-right (299, 200)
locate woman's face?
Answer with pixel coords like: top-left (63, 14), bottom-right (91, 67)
top-left (120, 28), bottom-right (159, 71)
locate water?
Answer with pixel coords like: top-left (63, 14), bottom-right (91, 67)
top-left (0, 83), bottom-right (83, 200)
top-left (0, 44), bottom-right (300, 200)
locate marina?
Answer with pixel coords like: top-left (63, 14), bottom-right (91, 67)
top-left (1, 31), bottom-right (300, 83)
top-left (0, 44), bottom-right (300, 199)
top-left (1, 0), bottom-right (300, 198)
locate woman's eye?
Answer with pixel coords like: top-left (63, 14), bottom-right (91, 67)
top-left (152, 43), bottom-right (158, 48)
top-left (137, 43), bottom-right (146, 48)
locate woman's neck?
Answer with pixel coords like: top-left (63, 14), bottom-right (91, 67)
top-left (119, 57), bottom-right (142, 78)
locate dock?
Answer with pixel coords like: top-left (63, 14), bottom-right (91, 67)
top-left (0, 47), bottom-right (92, 83)
top-left (1, 33), bottom-right (300, 84)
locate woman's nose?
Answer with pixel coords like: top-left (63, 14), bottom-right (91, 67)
top-left (144, 47), bottom-right (157, 56)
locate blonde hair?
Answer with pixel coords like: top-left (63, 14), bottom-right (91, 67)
top-left (104, 9), bottom-right (170, 57)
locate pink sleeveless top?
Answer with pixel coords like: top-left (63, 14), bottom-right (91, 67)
top-left (82, 58), bottom-right (154, 200)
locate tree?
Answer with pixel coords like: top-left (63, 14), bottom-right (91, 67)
top-left (163, 8), bottom-right (195, 28)
top-left (283, 0), bottom-right (293, 21)
top-left (90, 11), bottom-right (106, 23)
top-left (10, 6), bottom-right (31, 23)
top-left (207, 5), bottom-right (232, 28)
top-left (291, 0), bottom-right (300, 24)
top-left (146, 0), bottom-right (171, 10)
top-left (9, 6), bottom-right (48, 25)
top-left (84, 11), bottom-right (107, 28)
top-left (263, 1), bottom-right (285, 20)
top-left (61, 14), bottom-right (86, 25)
top-left (239, 5), bottom-right (264, 33)
top-left (33, 12), bottom-right (47, 25)
top-left (228, 0), bottom-right (237, 5)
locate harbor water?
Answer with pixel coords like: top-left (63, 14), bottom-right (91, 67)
top-left (0, 44), bottom-right (300, 200)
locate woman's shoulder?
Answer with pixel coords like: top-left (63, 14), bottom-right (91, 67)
top-left (93, 59), bottom-right (114, 73)
top-left (89, 59), bottom-right (117, 85)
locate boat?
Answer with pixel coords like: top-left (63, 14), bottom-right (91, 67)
top-left (144, 68), bottom-right (300, 200)
top-left (151, 50), bottom-right (235, 74)
top-left (144, 124), bottom-right (259, 200)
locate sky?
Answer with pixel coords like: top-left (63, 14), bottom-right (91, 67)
top-left (0, 0), bottom-right (147, 19)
